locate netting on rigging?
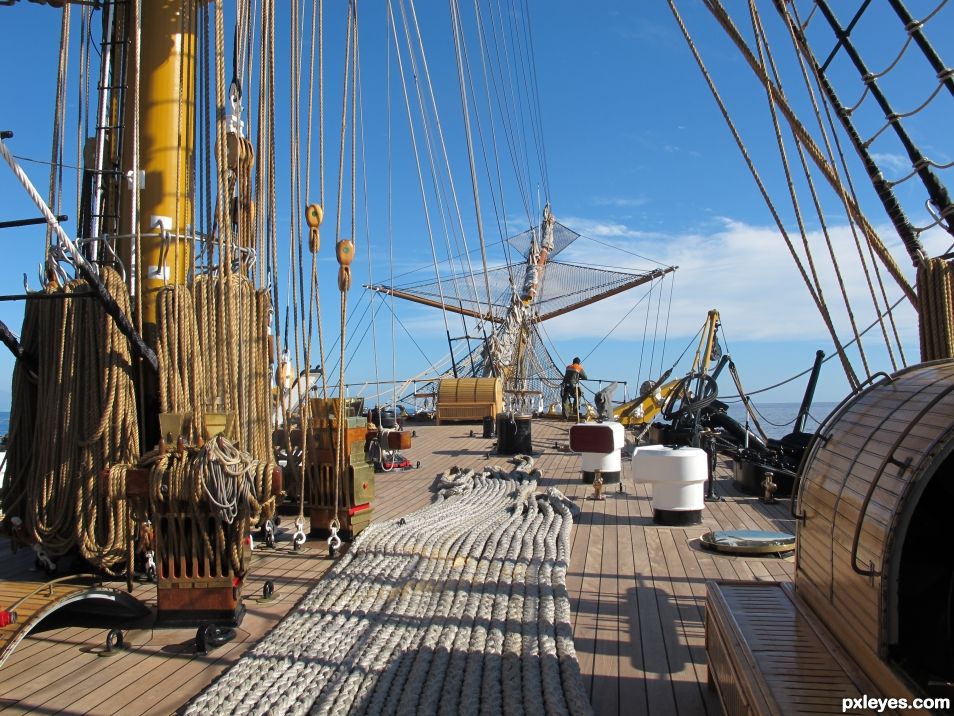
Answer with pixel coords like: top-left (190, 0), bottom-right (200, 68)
top-left (377, 261), bottom-right (663, 323)
top-left (507, 220), bottom-right (580, 260)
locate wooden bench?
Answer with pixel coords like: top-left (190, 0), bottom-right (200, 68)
top-left (706, 581), bottom-right (903, 716)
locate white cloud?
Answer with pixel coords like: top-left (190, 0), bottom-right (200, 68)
top-left (870, 152), bottom-right (912, 175)
top-left (590, 195), bottom-right (650, 209)
top-left (542, 216), bottom-right (921, 349)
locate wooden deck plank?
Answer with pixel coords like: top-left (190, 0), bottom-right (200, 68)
top-left (0, 421), bottom-right (805, 715)
top-left (589, 489), bottom-right (619, 716)
top-left (615, 478), bottom-right (649, 715)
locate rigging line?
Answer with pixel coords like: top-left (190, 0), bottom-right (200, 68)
top-left (779, 2), bottom-right (896, 370)
top-left (450, 0), bottom-right (497, 325)
top-left (356, 59), bottom-right (381, 402)
top-left (378, 236), bottom-right (513, 285)
top-left (324, 298), bottom-right (374, 380)
top-left (516, 0), bottom-right (550, 199)
top-left (812, 0), bottom-right (954, 242)
top-left (289, 0), bottom-right (306, 415)
top-left (502, 0), bottom-right (541, 213)
top-left (635, 278), bottom-right (654, 386)
top-left (750, 2), bottom-right (872, 379)
top-left (747, 5), bottom-right (825, 307)
top-left (672, 0), bottom-right (859, 391)
top-left (785, 2), bottom-right (907, 368)
top-left (775, 8), bottom-right (897, 372)
top-left (535, 319), bottom-right (565, 379)
top-left (387, 0), bottom-right (454, 345)
top-left (659, 270), bottom-right (676, 376)
top-left (861, 81), bottom-right (949, 146)
top-left (305, 0), bottom-right (328, 400)
top-left (321, 289), bottom-right (371, 363)
top-left (499, 0), bottom-right (538, 220)
top-left (303, 0), bottom-right (318, 201)
top-left (351, 0), bottom-right (357, 249)
top-left (396, 2), bottom-right (472, 348)
top-left (333, 5), bottom-right (354, 246)
top-left (888, 0), bottom-right (954, 102)
top-left (76, 6), bottom-right (88, 245)
top-left (578, 234), bottom-right (671, 267)
top-left (387, 0), bottom-right (397, 411)
top-left (519, 0), bottom-right (550, 198)
top-left (470, 0), bottom-right (515, 276)
top-left (581, 283), bottom-right (654, 365)
top-left (47, 5), bottom-right (70, 263)
top-left (297, 0), bottom-right (319, 513)
top-left (9, 154), bottom-right (82, 171)
top-left (404, 0), bottom-right (490, 325)
top-left (376, 293), bottom-right (436, 368)
top-left (723, 291), bottom-right (911, 400)
top-left (887, 157), bottom-right (954, 188)
top-left (484, 0), bottom-right (533, 220)
top-left (460, 0), bottom-right (512, 273)
top-left (707, 0), bottom-right (919, 303)
top-left (650, 265), bottom-right (665, 379)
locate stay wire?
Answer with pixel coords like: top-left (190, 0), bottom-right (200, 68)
top-left (387, 0), bottom-right (453, 346)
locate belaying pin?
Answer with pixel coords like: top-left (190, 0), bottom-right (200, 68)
top-left (292, 518), bottom-right (306, 551)
top-left (327, 520), bottom-right (342, 559)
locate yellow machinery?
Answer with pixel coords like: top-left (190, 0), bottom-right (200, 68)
top-left (615, 309), bottom-right (721, 427)
top-left (119, 1), bottom-right (196, 326)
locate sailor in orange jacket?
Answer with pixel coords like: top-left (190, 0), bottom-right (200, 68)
top-left (561, 357), bottom-right (587, 420)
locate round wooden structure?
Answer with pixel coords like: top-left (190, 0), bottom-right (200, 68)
top-left (796, 359), bottom-right (954, 695)
top-left (436, 378), bottom-right (503, 423)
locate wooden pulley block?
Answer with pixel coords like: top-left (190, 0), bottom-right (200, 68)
top-left (242, 137), bottom-right (255, 167)
top-left (336, 239), bottom-right (355, 267)
top-left (338, 265), bottom-right (352, 292)
top-left (305, 203), bottom-right (324, 228)
top-left (275, 351), bottom-right (293, 391)
top-left (309, 226), bottom-right (320, 253)
top-left (224, 132), bottom-right (242, 170)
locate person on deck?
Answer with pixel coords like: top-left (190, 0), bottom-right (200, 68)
top-left (561, 357), bottom-right (587, 420)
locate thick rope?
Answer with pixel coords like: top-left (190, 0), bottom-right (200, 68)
top-left (186, 459), bottom-right (592, 715)
top-left (1, 269), bottom-right (139, 575)
top-left (918, 257), bottom-right (954, 361)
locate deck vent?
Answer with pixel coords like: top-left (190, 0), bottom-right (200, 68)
top-left (700, 529), bottom-right (794, 556)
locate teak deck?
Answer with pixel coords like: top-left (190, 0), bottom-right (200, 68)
top-left (0, 421), bottom-right (796, 715)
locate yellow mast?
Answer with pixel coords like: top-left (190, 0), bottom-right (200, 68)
top-left (120, 0), bottom-right (195, 327)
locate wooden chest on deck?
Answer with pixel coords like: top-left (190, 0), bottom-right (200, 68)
top-left (308, 428), bottom-right (375, 540)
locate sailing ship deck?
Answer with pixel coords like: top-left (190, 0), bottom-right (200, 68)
top-left (0, 420), bottom-right (795, 715)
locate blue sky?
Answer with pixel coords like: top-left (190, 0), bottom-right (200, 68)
top-left (0, 1), bottom-right (952, 412)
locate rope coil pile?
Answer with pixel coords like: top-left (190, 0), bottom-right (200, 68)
top-left (1, 268), bottom-right (139, 574)
top-left (188, 457), bottom-right (592, 716)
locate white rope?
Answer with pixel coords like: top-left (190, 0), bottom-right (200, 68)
top-left (0, 139), bottom-right (97, 281)
top-left (187, 458), bottom-right (592, 715)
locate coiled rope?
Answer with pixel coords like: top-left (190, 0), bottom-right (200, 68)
top-left (1, 268), bottom-right (139, 575)
top-left (187, 457), bottom-right (592, 716)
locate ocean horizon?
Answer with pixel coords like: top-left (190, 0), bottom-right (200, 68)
top-left (0, 402), bottom-right (835, 442)
top-left (724, 401), bottom-right (838, 441)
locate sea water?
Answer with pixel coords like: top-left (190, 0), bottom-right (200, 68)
top-left (0, 406), bottom-right (837, 442)
top-left (724, 401), bottom-right (838, 441)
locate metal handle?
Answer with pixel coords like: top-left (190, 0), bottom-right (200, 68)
top-left (850, 380), bottom-right (954, 576)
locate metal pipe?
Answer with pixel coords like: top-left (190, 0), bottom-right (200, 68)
top-left (794, 350), bottom-right (825, 434)
top-left (0, 215), bottom-right (69, 230)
